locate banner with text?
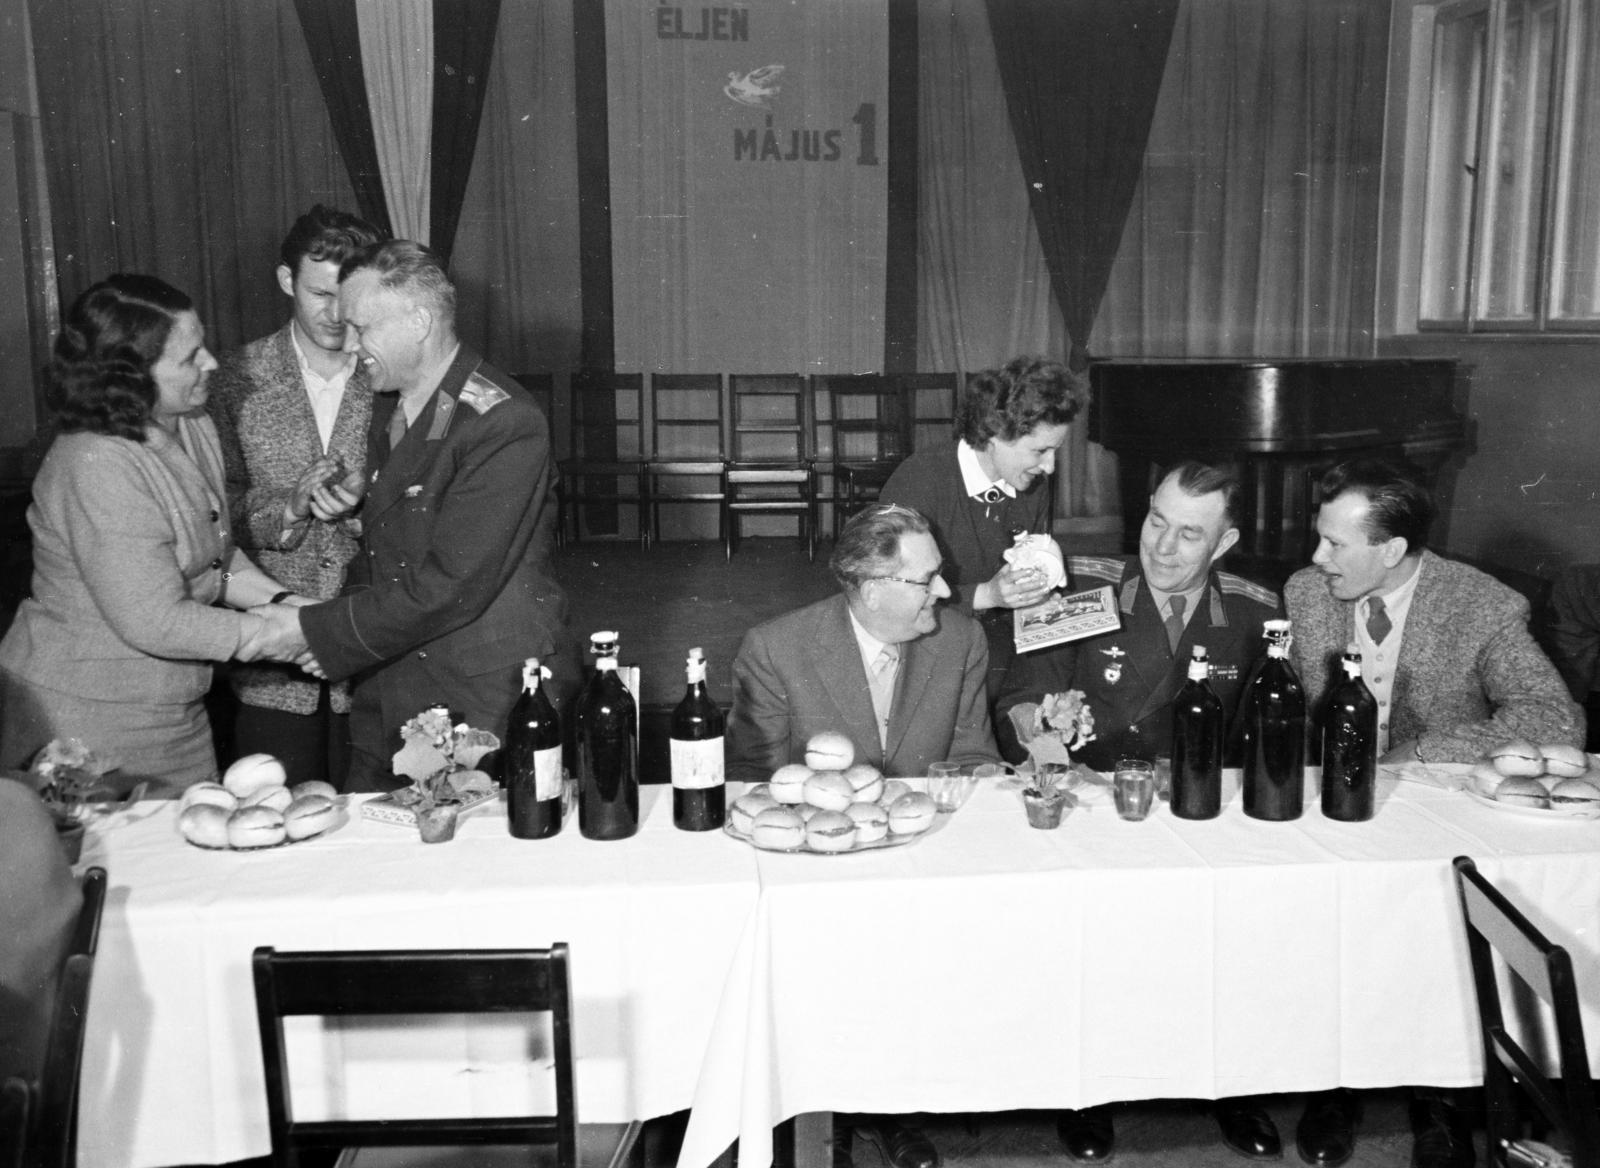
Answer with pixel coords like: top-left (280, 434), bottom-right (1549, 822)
top-left (605, 1), bottom-right (889, 373)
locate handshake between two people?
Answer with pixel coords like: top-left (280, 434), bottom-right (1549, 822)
top-left (238, 598), bottom-right (326, 679)
top-left (287, 454), bottom-right (367, 525)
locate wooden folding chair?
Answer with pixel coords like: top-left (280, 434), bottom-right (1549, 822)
top-left (252, 944), bottom-right (579, 1168)
top-left (1453, 856), bottom-right (1600, 1168)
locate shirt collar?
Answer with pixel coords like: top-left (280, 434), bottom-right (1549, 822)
top-left (957, 440), bottom-right (1015, 500)
top-left (1367, 556), bottom-right (1424, 621)
top-left (1146, 578), bottom-right (1209, 620)
top-left (848, 609), bottom-right (894, 667)
top-left (289, 323), bottom-right (356, 381)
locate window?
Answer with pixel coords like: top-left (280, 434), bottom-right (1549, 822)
top-left (1416, 0), bottom-right (1600, 330)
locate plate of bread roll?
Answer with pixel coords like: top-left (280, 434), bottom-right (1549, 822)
top-left (176, 753), bottom-right (347, 849)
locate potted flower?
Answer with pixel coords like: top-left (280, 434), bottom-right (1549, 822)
top-left (389, 707), bottom-right (501, 843)
top-left (29, 738), bottom-right (115, 862)
top-left (1006, 691), bottom-right (1096, 829)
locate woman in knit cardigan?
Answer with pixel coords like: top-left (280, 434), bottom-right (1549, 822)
top-left (880, 356), bottom-right (1087, 699)
top-left (0, 275), bottom-right (307, 793)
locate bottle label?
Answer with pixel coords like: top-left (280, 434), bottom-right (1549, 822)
top-left (533, 746), bottom-right (563, 801)
top-left (671, 737), bottom-right (725, 789)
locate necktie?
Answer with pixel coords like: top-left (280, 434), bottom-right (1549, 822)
top-left (386, 403), bottom-right (408, 453)
top-left (1165, 594), bottom-right (1187, 654)
top-left (869, 645), bottom-right (898, 748)
top-left (1367, 596), bottom-right (1392, 644)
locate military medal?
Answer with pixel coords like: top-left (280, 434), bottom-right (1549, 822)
top-left (1101, 644), bottom-right (1125, 684)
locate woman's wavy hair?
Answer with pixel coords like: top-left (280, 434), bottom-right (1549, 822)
top-left (47, 274), bottom-right (193, 442)
top-left (954, 355), bottom-right (1088, 447)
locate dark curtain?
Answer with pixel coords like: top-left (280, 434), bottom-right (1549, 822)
top-left (430, 0), bottom-right (502, 265)
top-left (28, 0), bottom-right (359, 351)
top-left (983, 0), bottom-right (1179, 370)
top-left (293, 0), bottom-right (393, 239)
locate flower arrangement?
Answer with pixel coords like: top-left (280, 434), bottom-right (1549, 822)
top-left (1007, 690), bottom-right (1096, 797)
top-left (30, 738), bottom-right (114, 824)
top-left (390, 707), bottom-right (500, 812)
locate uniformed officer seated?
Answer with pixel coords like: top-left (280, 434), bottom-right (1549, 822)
top-left (994, 459), bottom-right (1284, 1165)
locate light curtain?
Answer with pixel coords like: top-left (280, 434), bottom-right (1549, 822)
top-left (1094, 0), bottom-right (1389, 357)
top-left (450, 0), bottom-right (583, 375)
top-left (356, 0), bottom-right (434, 244)
top-left (29, 0), bottom-right (358, 351)
top-left (604, 0), bottom-right (890, 373)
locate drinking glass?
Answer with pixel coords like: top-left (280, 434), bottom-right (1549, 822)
top-left (1113, 758), bottom-right (1156, 821)
top-left (927, 761), bottom-right (969, 813)
top-left (1153, 755), bottom-right (1173, 803)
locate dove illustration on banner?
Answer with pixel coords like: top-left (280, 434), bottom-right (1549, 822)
top-left (724, 64), bottom-right (785, 108)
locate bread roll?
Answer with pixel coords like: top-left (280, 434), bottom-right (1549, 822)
top-left (888, 791), bottom-right (937, 835)
top-left (745, 782), bottom-right (772, 801)
top-left (223, 753), bottom-right (288, 798)
top-left (1540, 743), bottom-right (1590, 778)
top-left (769, 763), bottom-right (812, 804)
top-left (803, 772), bottom-right (856, 812)
top-left (284, 795), bottom-right (338, 840)
top-left (1495, 776), bottom-right (1551, 809)
top-left (879, 780), bottom-right (913, 808)
top-left (243, 785), bottom-right (293, 812)
top-left (227, 806), bottom-right (287, 848)
top-left (842, 763), bottom-right (885, 805)
top-left (804, 731), bottom-right (855, 772)
top-left (291, 780), bottom-right (341, 802)
top-left (730, 793), bottom-right (779, 834)
top-left (1490, 740), bottom-right (1544, 778)
top-left (845, 801), bottom-right (889, 843)
top-left (1468, 762), bottom-right (1505, 796)
top-left (1548, 777), bottom-right (1600, 807)
top-left (805, 810), bottom-right (857, 853)
top-left (178, 804), bottom-right (231, 848)
top-left (181, 782), bottom-right (238, 813)
top-left (750, 807), bottom-right (805, 850)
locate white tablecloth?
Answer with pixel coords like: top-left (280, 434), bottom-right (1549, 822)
top-left (77, 770), bottom-right (1600, 1168)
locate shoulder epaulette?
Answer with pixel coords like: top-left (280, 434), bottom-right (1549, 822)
top-left (458, 372), bottom-right (510, 415)
top-left (1067, 555), bottom-right (1126, 584)
top-left (1217, 571), bottom-right (1280, 609)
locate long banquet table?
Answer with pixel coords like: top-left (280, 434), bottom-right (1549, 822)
top-left (77, 771), bottom-right (1600, 1168)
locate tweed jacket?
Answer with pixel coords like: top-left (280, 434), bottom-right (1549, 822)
top-left (996, 554), bottom-right (1282, 770)
top-left (300, 347), bottom-right (568, 772)
top-left (0, 419), bottom-right (246, 708)
top-left (726, 593), bottom-right (1002, 782)
top-left (1285, 550), bottom-right (1583, 761)
top-left (209, 323), bottom-right (370, 714)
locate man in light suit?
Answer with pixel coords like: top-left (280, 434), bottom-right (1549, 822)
top-left (264, 240), bottom-right (571, 791)
top-left (1283, 458), bottom-right (1582, 1168)
top-left (210, 205), bottom-right (385, 789)
top-left (727, 502), bottom-right (1000, 1168)
top-left (727, 501), bottom-right (1001, 783)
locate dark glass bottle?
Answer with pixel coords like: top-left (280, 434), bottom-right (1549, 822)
top-left (1242, 619), bottom-right (1307, 821)
top-left (1321, 644), bottom-right (1378, 822)
top-left (1171, 645), bottom-right (1224, 820)
top-left (505, 657), bottom-right (563, 839)
top-left (671, 646), bottom-right (726, 831)
top-left (577, 631), bottom-right (639, 840)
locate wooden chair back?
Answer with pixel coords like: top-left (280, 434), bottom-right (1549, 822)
top-left (251, 943), bottom-right (577, 1168)
top-left (1453, 856), bottom-right (1600, 1168)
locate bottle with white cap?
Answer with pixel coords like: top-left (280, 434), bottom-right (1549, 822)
top-left (505, 656), bottom-right (563, 839)
top-left (1320, 643), bottom-right (1377, 822)
top-left (577, 631), bottom-right (638, 840)
top-left (1171, 644), bottom-right (1224, 820)
top-left (1241, 619), bottom-right (1306, 821)
top-left (670, 646), bottom-right (726, 831)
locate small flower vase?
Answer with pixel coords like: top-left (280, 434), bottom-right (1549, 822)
top-left (1023, 788), bottom-right (1068, 829)
top-left (417, 804), bottom-right (459, 843)
top-left (55, 818), bottom-right (87, 864)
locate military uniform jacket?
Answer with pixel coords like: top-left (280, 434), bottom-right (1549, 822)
top-left (997, 554), bottom-right (1282, 770)
top-left (300, 347), bottom-right (568, 736)
top-left (209, 322), bottom-right (371, 714)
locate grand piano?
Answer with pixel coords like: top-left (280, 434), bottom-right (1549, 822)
top-left (1089, 358), bottom-right (1470, 584)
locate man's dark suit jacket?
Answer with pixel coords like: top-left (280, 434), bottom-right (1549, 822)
top-left (726, 593), bottom-right (1001, 782)
top-left (301, 346), bottom-right (569, 787)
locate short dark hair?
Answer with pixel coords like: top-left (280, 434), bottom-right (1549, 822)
top-left (278, 204), bottom-right (386, 277)
top-left (829, 503), bottom-right (933, 591)
top-left (340, 239), bottom-right (455, 325)
top-left (1316, 458), bottom-right (1435, 551)
top-left (47, 274), bottom-right (194, 442)
top-left (1162, 460), bottom-right (1242, 530)
top-left (955, 356), bottom-right (1088, 446)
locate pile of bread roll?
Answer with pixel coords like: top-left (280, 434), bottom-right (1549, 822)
top-left (728, 731), bottom-right (938, 852)
top-left (1470, 739), bottom-right (1600, 810)
top-left (177, 753), bottom-right (341, 848)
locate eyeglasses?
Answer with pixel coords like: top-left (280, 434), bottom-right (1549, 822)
top-left (871, 568), bottom-right (943, 592)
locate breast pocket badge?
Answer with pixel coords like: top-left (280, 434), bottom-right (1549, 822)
top-left (1101, 644), bottom-right (1125, 685)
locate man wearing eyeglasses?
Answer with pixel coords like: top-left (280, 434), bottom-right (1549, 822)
top-left (727, 501), bottom-right (1001, 785)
